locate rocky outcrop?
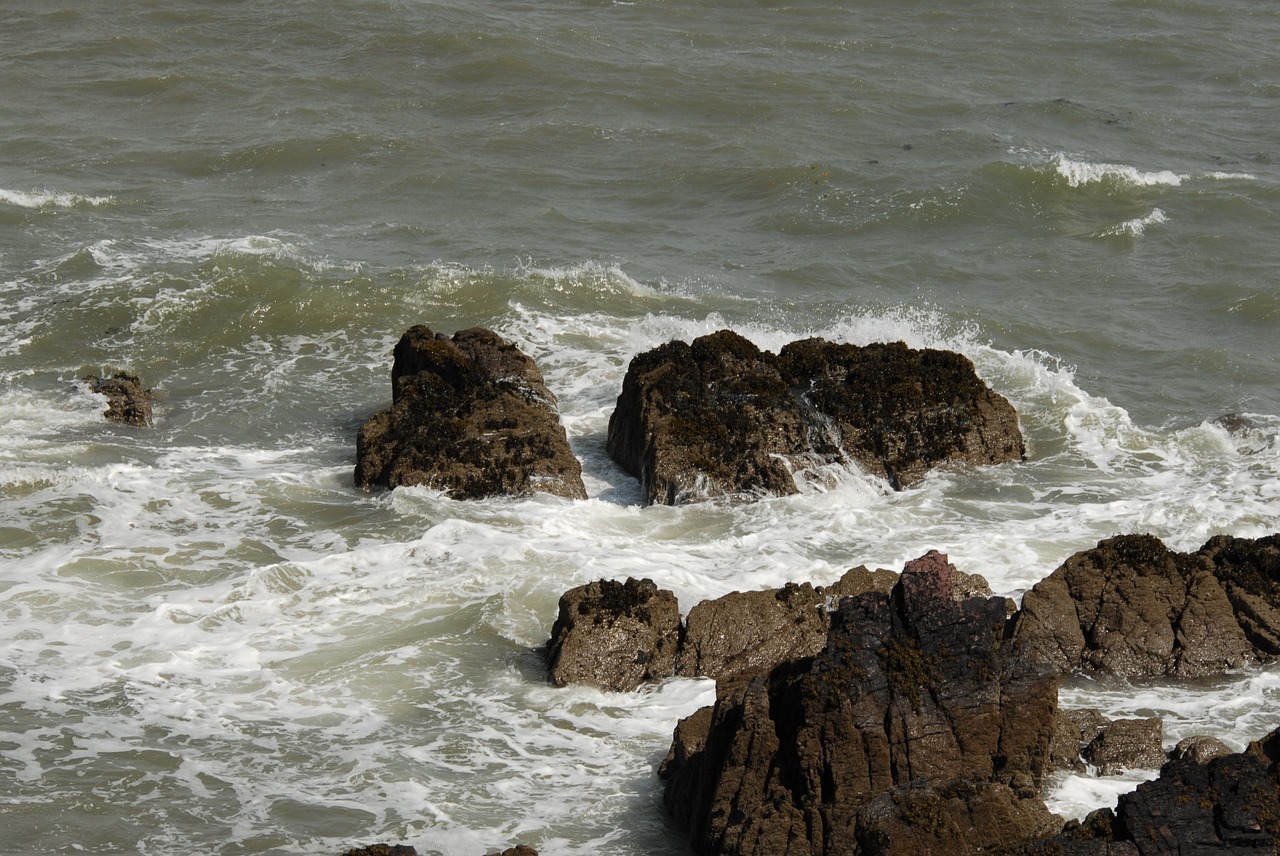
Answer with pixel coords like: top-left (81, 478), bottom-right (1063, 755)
top-left (354, 326), bottom-right (586, 500)
top-left (1025, 725), bottom-right (1280, 855)
top-left (544, 577), bottom-right (681, 692)
top-left (1015, 534), bottom-right (1280, 679)
top-left (1170, 734), bottom-right (1232, 765)
top-left (1051, 709), bottom-right (1166, 775)
top-left (83, 372), bottom-right (155, 426)
top-left (661, 550), bottom-right (1060, 856)
top-left (606, 330), bottom-right (1024, 505)
top-left (483, 847), bottom-right (538, 856)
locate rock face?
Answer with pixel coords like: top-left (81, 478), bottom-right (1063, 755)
top-left (83, 372), bottom-right (154, 426)
top-left (606, 330), bottom-right (1024, 505)
top-left (354, 326), bottom-right (586, 500)
top-left (1025, 726), bottom-right (1280, 855)
top-left (544, 577), bottom-right (681, 692)
top-left (673, 566), bottom-right (904, 683)
top-left (1015, 534), bottom-right (1280, 678)
top-left (661, 550), bottom-right (1060, 856)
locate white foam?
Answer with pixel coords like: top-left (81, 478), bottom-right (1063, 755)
top-left (1095, 207), bottom-right (1168, 237)
top-left (0, 187), bottom-right (114, 208)
top-left (1050, 153), bottom-right (1185, 187)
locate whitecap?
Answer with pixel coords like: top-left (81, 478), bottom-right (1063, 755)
top-left (0, 187), bottom-right (114, 208)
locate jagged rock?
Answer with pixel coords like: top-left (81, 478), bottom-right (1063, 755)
top-left (1081, 717), bottom-right (1165, 775)
top-left (1024, 726), bottom-right (1280, 855)
top-left (1014, 533), bottom-right (1280, 678)
top-left (340, 845), bottom-right (418, 856)
top-left (354, 326), bottom-right (586, 500)
top-left (1050, 708), bottom-right (1112, 773)
top-left (661, 550), bottom-right (1059, 856)
top-left (1171, 734), bottom-right (1232, 764)
top-left (82, 372), bottom-right (154, 426)
top-left (544, 577), bottom-right (681, 692)
top-left (483, 847), bottom-right (538, 856)
top-left (606, 330), bottom-right (1025, 505)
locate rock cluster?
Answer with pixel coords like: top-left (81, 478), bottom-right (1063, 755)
top-left (354, 326), bottom-right (587, 500)
top-left (540, 533), bottom-right (1280, 855)
top-left (660, 551), bottom-right (1060, 856)
top-left (607, 330), bottom-right (1025, 504)
top-left (545, 563), bottom-right (965, 692)
top-left (82, 371), bottom-right (155, 426)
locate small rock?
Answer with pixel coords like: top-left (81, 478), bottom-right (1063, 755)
top-left (83, 372), bottom-right (155, 427)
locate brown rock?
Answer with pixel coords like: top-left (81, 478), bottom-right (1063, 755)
top-left (606, 331), bottom-right (1024, 505)
top-left (483, 847), bottom-right (538, 856)
top-left (674, 582), bottom-right (829, 681)
top-left (1171, 734), bottom-right (1233, 764)
top-left (661, 551), bottom-right (1059, 856)
top-left (83, 372), bottom-right (155, 427)
top-left (544, 577), bottom-right (680, 692)
top-left (354, 326), bottom-right (586, 500)
top-left (1081, 717), bottom-right (1165, 775)
top-left (1014, 534), bottom-right (1261, 678)
top-left (340, 846), bottom-right (418, 856)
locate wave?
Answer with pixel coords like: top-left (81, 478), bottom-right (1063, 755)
top-left (0, 187), bottom-right (114, 208)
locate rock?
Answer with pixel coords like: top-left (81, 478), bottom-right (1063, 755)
top-left (1081, 717), bottom-right (1165, 775)
top-left (82, 372), bottom-right (155, 426)
top-left (483, 847), bottom-right (538, 856)
top-left (1024, 725), bottom-right (1280, 855)
top-left (606, 330), bottom-right (1024, 505)
top-left (340, 846), bottom-right (418, 856)
top-left (661, 550), bottom-right (1059, 856)
top-left (673, 582), bottom-right (830, 681)
top-left (354, 326), bottom-right (586, 500)
top-left (1014, 534), bottom-right (1270, 678)
top-left (544, 577), bottom-right (681, 692)
top-left (1171, 734), bottom-right (1232, 764)
top-left (1051, 710), bottom-right (1166, 775)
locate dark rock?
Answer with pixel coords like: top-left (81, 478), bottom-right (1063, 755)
top-left (544, 577), bottom-right (681, 692)
top-left (1024, 725), bottom-right (1280, 854)
top-left (1171, 734), bottom-right (1232, 764)
top-left (82, 372), bottom-right (155, 427)
top-left (1050, 708), bottom-right (1112, 773)
top-left (340, 845), bottom-right (418, 856)
top-left (1014, 534), bottom-right (1274, 678)
top-left (483, 847), bottom-right (538, 856)
top-left (354, 326), bottom-right (586, 500)
top-left (606, 330), bottom-right (1024, 505)
top-left (1081, 716), bottom-right (1164, 775)
top-left (661, 550), bottom-right (1059, 856)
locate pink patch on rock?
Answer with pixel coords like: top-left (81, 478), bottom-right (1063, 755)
top-left (901, 550), bottom-right (954, 603)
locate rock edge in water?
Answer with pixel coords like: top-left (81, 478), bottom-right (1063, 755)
top-left (82, 371), bottom-right (155, 427)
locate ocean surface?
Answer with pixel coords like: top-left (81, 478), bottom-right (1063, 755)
top-left (2, 0), bottom-right (1279, 853)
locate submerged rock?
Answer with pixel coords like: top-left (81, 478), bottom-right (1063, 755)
top-left (82, 371), bottom-right (155, 427)
top-left (544, 577), bottom-right (681, 692)
top-left (606, 330), bottom-right (1024, 505)
top-left (354, 326), bottom-right (586, 500)
top-left (1015, 533), bottom-right (1280, 679)
top-left (661, 550), bottom-right (1060, 856)
top-left (339, 846), bottom-right (418, 856)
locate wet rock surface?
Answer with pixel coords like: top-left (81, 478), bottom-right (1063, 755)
top-left (83, 371), bottom-right (155, 426)
top-left (660, 550), bottom-right (1060, 856)
top-left (544, 577), bottom-right (681, 692)
top-left (606, 330), bottom-right (1024, 505)
top-left (1015, 533), bottom-right (1280, 678)
top-left (354, 326), bottom-right (586, 500)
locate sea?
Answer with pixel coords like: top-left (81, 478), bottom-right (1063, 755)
top-left (2, 1), bottom-right (1278, 853)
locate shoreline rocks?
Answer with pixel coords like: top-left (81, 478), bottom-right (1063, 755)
top-left (607, 330), bottom-right (1025, 505)
top-left (354, 326), bottom-right (587, 500)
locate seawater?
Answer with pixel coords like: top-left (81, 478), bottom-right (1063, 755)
top-left (2, 0), bottom-right (1279, 853)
